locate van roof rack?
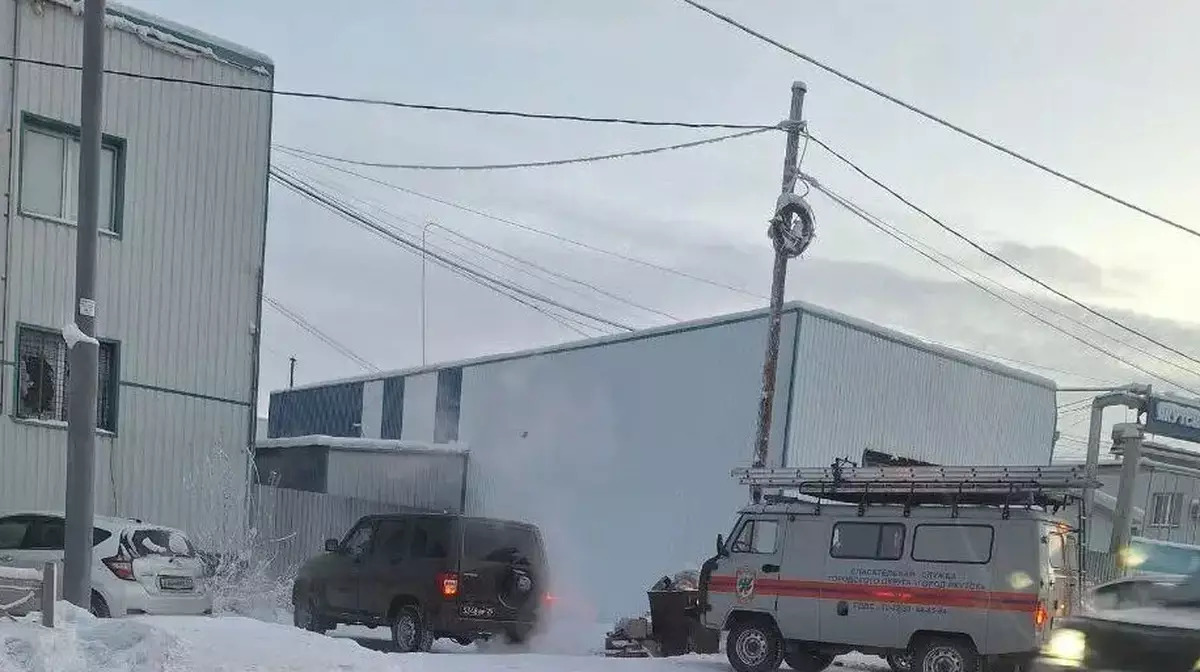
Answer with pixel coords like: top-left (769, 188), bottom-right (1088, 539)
top-left (734, 464), bottom-right (1099, 515)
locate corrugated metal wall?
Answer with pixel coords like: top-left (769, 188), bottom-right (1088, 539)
top-left (786, 310), bottom-right (1057, 468)
top-left (0, 1), bottom-right (271, 541)
top-left (324, 448), bottom-right (466, 508)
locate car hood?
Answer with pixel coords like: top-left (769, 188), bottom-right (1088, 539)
top-left (1085, 605), bottom-right (1200, 631)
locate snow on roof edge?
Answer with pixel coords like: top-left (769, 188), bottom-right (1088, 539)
top-left (277, 299), bottom-right (1059, 395)
top-left (256, 434), bottom-right (468, 455)
top-left (41, 0), bottom-right (273, 74)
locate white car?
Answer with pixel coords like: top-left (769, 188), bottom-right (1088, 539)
top-left (0, 511), bottom-right (213, 617)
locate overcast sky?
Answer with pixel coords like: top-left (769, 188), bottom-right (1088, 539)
top-left (125, 0), bottom-right (1200, 452)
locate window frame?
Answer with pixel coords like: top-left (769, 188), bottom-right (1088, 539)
top-left (18, 112), bottom-right (127, 236)
top-left (829, 521), bottom-right (906, 561)
top-left (910, 523), bottom-right (995, 565)
top-left (1149, 492), bottom-right (1185, 529)
top-left (728, 517), bottom-right (780, 555)
top-left (340, 518), bottom-right (377, 557)
top-left (12, 323), bottom-right (121, 434)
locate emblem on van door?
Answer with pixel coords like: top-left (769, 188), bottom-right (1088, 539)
top-left (735, 567), bottom-right (757, 603)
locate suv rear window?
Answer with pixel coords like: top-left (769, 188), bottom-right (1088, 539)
top-left (464, 519), bottom-right (543, 566)
top-left (127, 528), bottom-right (196, 558)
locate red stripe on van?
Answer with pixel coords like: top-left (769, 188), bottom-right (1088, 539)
top-left (708, 575), bottom-right (1037, 612)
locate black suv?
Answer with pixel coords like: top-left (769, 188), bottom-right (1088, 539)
top-left (1034, 569), bottom-right (1200, 671)
top-left (292, 512), bottom-right (549, 652)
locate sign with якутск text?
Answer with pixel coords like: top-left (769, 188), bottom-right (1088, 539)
top-left (1145, 395), bottom-right (1200, 444)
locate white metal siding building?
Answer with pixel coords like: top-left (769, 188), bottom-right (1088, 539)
top-left (0, 0), bottom-right (272, 542)
top-left (269, 301), bottom-right (1058, 618)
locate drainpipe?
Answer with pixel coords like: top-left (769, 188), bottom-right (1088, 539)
top-left (1109, 422), bottom-right (1145, 554)
top-left (1, 2), bottom-right (23, 385)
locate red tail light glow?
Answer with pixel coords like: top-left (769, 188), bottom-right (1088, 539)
top-left (103, 554), bottom-right (136, 581)
top-left (1034, 601), bottom-right (1049, 630)
top-left (437, 571), bottom-right (458, 598)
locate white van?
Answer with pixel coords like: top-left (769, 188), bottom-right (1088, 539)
top-left (697, 464), bottom-right (1093, 672)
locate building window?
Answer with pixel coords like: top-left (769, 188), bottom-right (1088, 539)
top-left (1150, 492), bottom-right (1184, 528)
top-left (15, 326), bottom-right (118, 432)
top-left (19, 114), bottom-right (124, 233)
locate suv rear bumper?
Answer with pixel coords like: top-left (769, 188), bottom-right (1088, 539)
top-left (428, 603), bottom-right (538, 639)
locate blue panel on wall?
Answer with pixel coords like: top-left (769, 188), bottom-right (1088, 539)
top-left (434, 367), bottom-right (463, 443)
top-left (268, 382), bottom-right (364, 438)
top-left (381, 377), bottom-right (405, 440)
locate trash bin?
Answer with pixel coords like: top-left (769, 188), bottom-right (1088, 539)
top-left (647, 590), bottom-right (697, 657)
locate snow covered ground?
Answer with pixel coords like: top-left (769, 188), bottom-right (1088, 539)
top-left (0, 603), bottom-right (888, 672)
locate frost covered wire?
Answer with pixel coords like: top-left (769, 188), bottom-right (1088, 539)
top-left (274, 127), bottom-right (773, 171)
top-left (270, 167), bottom-right (636, 334)
top-left (261, 294), bottom-right (381, 372)
top-left (0, 54), bottom-right (775, 131)
top-left (288, 167), bottom-right (679, 324)
top-left (810, 180), bottom-right (1200, 396)
top-left (808, 133), bottom-right (1200, 376)
top-left (274, 146), bottom-right (763, 299)
top-left (677, 0), bottom-right (1200, 242)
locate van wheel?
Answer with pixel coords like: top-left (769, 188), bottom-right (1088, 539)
top-left (914, 639), bottom-right (979, 672)
top-left (390, 605), bottom-right (433, 653)
top-left (726, 618), bottom-right (785, 672)
top-left (784, 648), bottom-right (834, 671)
top-left (886, 650), bottom-right (914, 672)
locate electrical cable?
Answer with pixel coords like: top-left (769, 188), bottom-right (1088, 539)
top-left (677, 0), bottom-right (1200, 242)
top-left (273, 146), bottom-right (764, 299)
top-left (261, 294), bottom-right (380, 372)
top-left (282, 161), bottom-right (679, 323)
top-left (808, 180), bottom-right (1200, 396)
top-left (269, 166), bottom-right (636, 333)
top-left (275, 128), bottom-right (772, 171)
top-left (808, 133), bottom-right (1200, 378)
top-left (1, 54), bottom-right (775, 131)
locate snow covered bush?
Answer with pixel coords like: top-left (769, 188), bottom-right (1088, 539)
top-left (181, 441), bottom-right (296, 623)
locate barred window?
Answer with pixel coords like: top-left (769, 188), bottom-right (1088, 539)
top-left (16, 325), bottom-right (118, 432)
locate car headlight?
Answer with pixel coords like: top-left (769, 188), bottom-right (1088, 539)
top-left (1041, 628), bottom-right (1086, 666)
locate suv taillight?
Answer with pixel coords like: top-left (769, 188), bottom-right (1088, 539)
top-left (437, 571), bottom-right (458, 599)
top-left (103, 553), bottom-right (136, 581)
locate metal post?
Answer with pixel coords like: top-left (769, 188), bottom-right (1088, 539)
top-left (421, 222), bottom-right (433, 366)
top-left (63, 0), bottom-right (106, 609)
top-left (40, 561), bottom-right (57, 627)
top-left (1110, 423), bottom-right (1144, 554)
top-left (288, 356), bottom-right (296, 388)
top-left (751, 81), bottom-right (808, 504)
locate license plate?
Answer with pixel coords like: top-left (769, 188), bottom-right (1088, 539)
top-left (459, 603), bottom-right (496, 618)
top-left (158, 575), bottom-right (195, 592)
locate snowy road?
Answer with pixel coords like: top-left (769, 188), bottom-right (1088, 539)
top-left (0, 604), bottom-right (888, 671)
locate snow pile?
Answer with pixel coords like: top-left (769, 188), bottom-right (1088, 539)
top-left (0, 602), bottom-right (179, 672)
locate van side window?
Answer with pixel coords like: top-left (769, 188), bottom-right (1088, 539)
top-left (830, 522), bottom-right (905, 560)
top-left (730, 519), bottom-right (779, 554)
top-left (1046, 532), bottom-right (1066, 570)
top-left (911, 524), bottom-right (994, 564)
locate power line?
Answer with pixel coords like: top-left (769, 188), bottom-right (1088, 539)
top-left (275, 165), bottom-right (632, 335)
top-left (809, 180), bottom-right (1200, 396)
top-left (273, 146), bottom-right (764, 299)
top-left (677, 0), bottom-right (1200, 242)
top-left (270, 166), bottom-right (636, 334)
top-left (809, 133), bottom-right (1200, 379)
top-left (2, 54), bottom-right (775, 131)
top-left (276, 128), bottom-right (772, 172)
top-left (919, 338), bottom-right (1115, 386)
top-left (261, 293), bottom-right (380, 372)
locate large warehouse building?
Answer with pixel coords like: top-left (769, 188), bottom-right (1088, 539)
top-left (0, 1), bottom-right (272, 541)
top-left (267, 301), bottom-right (1059, 618)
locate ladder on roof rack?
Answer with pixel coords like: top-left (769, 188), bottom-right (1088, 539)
top-left (734, 464), bottom-right (1099, 512)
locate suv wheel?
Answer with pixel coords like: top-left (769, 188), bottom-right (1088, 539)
top-left (293, 596), bottom-right (327, 634)
top-left (391, 605), bottom-right (433, 653)
top-left (784, 648), bottom-right (834, 672)
top-left (914, 639), bottom-right (978, 672)
top-left (726, 618), bottom-right (784, 672)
